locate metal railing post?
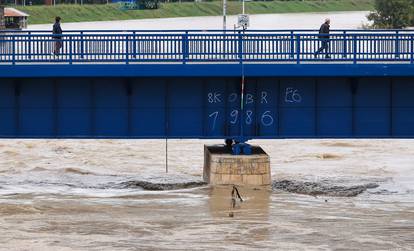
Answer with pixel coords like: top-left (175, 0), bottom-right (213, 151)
top-left (182, 31), bottom-right (188, 64)
top-left (12, 35), bottom-right (16, 65)
top-left (28, 31), bottom-right (32, 60)
top-left (342, 31), bottom-right (347, 58)
top-left (290, 31), bottom-right (295, 58)
top-left (411, 35), bottom-right (413, 64)
top-left (296, 35), bottom-right (300, 64)
top-left (125, 35), bottom-right (129, 64)
top-left (238, 31), bottom-right (243, 64)
top-left (395, 31), bottom-right (400, 59)
top-left (69, 35), bottom-right (73, 64)
top-left (80, 31), bottom-right (84, 59)
top-left (353, 35), bottom-right (357, 64)
top-left (133, 31), bottom-right (137, 59)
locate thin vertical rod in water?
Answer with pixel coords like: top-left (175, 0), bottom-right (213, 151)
top-left (240, 75), bottom-right (245, 142)
top-left (165, 138), bottom-right (168, 173)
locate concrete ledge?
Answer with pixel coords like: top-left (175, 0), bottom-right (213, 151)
top-left (203, 145), bottom-right (271, 187)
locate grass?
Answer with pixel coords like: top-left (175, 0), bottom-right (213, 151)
top-left (14, 0), bottom-right (375, 25)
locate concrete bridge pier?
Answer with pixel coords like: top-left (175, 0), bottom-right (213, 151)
top-left (203, 144), bottom-right (271, 188)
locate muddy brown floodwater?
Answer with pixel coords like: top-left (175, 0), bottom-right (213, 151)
top-left (0, 139), bottom-right (413, 250)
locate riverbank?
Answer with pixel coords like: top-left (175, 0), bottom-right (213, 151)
top-left (16, 0), bottom-right (374, 25)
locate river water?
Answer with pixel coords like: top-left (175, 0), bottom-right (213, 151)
top-left (0, 139), bottom-right (413, 250)
top-left (28, 11), bottom-right (370, 30)
top-left (2, 12), bottom-right (413, 251)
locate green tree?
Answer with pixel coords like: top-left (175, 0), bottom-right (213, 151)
top-left (368, 0), bottom-right (413, 29)
top-left (411, 0), bottom-right (414, 26)
top-left (0, 5), bottom-right (4, 30)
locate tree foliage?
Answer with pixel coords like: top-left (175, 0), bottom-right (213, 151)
top-left (368, 0), bottom-right (414, 29)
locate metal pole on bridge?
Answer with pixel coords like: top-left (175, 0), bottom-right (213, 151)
top-left (223, 0), bottom-right (227, 31)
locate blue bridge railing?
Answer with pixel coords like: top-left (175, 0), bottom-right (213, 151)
top-left (0, 29), bottom-right (413, 64)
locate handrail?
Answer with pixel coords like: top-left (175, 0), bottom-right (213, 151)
top-left (2, 32), bottom-right (413, 36)
top-left (0, 29), bottom-right (414, 34)
top-left (2, 29), bottom-right (414, 33)
top-left (0, 30), bottom-right (413, 65)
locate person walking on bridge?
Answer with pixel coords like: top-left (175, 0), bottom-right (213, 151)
top-left (314, 18), bottom-right (331, 59)
top-left (52, 16), bottom-right (63, 56)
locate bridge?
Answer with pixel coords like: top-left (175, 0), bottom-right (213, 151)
top-left (1, 29), bottom-right (414, 154)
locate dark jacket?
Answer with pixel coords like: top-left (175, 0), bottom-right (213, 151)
top-left (318, 23), bottom-right (330, 39)
top-left (52, 22), bottom-right (63, 39)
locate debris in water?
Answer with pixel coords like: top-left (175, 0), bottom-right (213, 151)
top-left (316, 153), bottom-right (342, 160)
top-left (272, 180), bottom-right (379, 197)
top-left (229, 185), bottom-right (243, 217)
top-left (231, 186), bottom-right (243, 203)
top-left (118, 180), bottom-right (207, 191)
top-left (368, 189), bottom-right (399, 195)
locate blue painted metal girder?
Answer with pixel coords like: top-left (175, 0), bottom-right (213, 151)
top-left (1, 77), bottom-right (413, 139)
top-left (1, 64), bottom-right (414, 78)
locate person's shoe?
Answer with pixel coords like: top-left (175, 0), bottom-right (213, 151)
top-left (314, 53), bottom-right (318, 58)
top-left (325, 55), bottom-right (331, 59)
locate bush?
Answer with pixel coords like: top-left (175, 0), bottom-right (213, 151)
top-left (368, 0), bottom-right (414, 29)
top-left (140, 0), bottom-right (159, 9)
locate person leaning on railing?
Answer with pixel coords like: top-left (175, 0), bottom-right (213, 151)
top-left (52, 16), bottom-right (63, 56)
top-left (314, 18), bottom-right (331, 59)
